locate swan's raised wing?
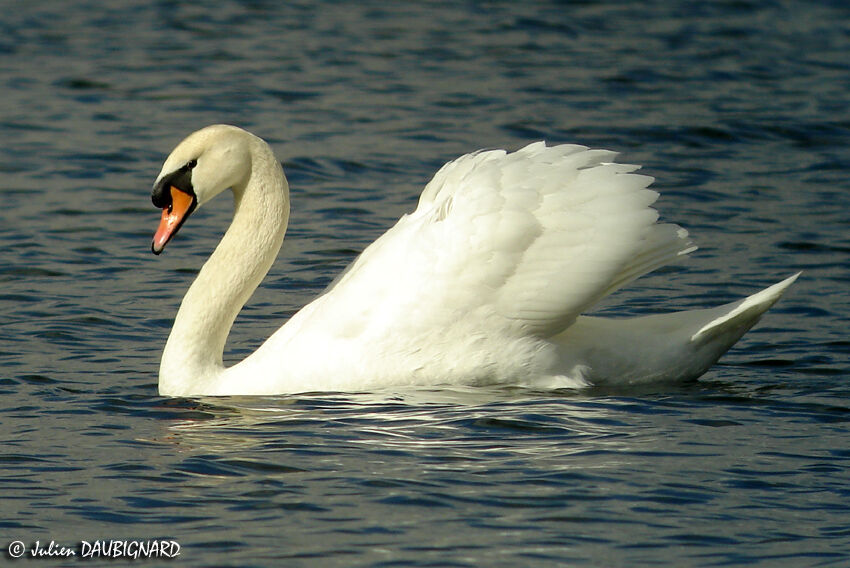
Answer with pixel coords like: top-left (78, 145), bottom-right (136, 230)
top-left (302, 142), bottom-right (695, 341)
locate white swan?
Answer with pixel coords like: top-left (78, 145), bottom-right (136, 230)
top-left (150, 125), bottom-right (798, 396)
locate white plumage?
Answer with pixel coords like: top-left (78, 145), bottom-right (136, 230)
top-left (150, 125), bottom-right (797, 396)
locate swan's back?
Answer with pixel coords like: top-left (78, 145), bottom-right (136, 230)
top-left (252, 142), bottom-right (695, 389)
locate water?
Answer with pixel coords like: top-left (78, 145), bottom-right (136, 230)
top-left (1, 0), bottom-right (849, 565)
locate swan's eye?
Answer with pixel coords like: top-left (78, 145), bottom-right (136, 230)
top-left (187, 159), bottom-right (198, 169)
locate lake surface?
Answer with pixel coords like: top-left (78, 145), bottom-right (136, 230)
top-left (1, 1), bottom-right (849, 566)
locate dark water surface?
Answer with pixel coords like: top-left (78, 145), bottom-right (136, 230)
top-left (1, 1), bottom-right (849, 566)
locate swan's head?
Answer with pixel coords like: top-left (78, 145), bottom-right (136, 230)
top-left (151, 124), bottom-right (252, 254)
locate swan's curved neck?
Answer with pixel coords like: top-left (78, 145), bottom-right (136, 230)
top-left (159, 139), bottom-right (289, 395)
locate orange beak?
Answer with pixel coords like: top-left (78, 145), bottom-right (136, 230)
top-left (152, 186), bottom-right (196, 254)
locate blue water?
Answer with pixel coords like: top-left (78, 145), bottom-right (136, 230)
top-left (1, 1), bottom-right (849, 566)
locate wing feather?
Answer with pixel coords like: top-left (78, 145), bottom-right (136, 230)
top-left (314, 142), bottom-right (694, 341)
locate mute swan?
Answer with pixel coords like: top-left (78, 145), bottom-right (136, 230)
top-left (150, 125), bottom-right (797, 396)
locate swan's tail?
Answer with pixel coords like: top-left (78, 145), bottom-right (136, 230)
top-left (553, 273), bottom-right (800, 385)
top-left (690, 272), bottom-right (800, 344)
